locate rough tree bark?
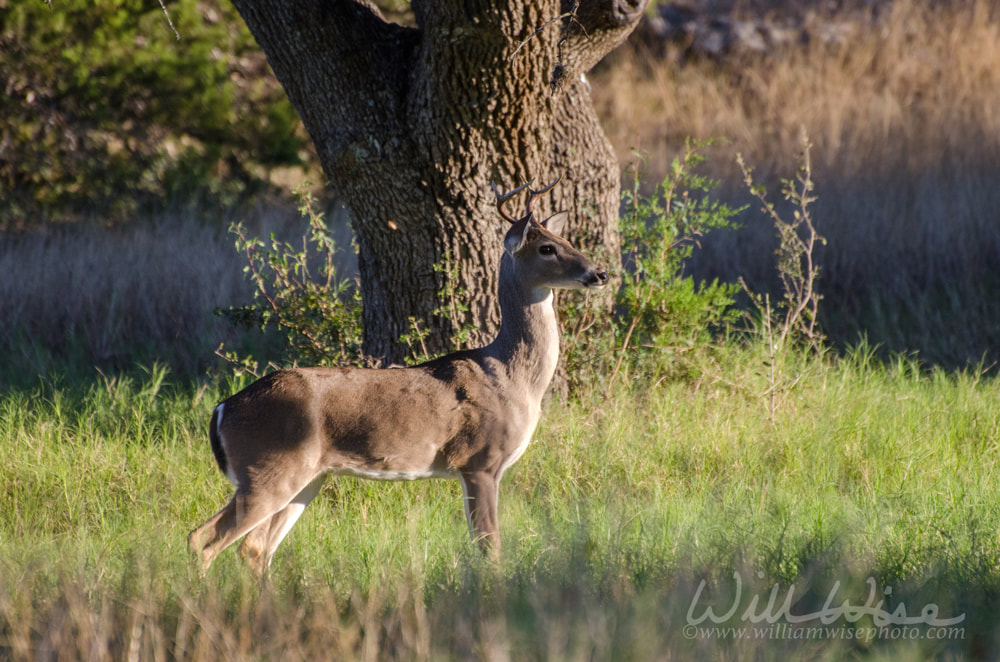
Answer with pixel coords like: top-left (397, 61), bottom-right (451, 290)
top-left (230, 0), bottom-right (646, 364)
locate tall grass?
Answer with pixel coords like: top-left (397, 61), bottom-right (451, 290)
top-left (592, 0), bottom-right (1000, 367)
top-left (0, 203), bottom-right (355, 387)
top-left (597, 0), bottom-right (1000, 181)
top-left (1, 350), bottom-right (998, 659)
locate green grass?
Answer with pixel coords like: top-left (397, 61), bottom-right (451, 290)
top-left (2, 349), bottom-right (999, 659)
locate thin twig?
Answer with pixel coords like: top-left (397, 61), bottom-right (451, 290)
top-left (606, 312), bottom-right (641, 397)
top-left (157, 0), bottom-right (180, 40)
top-left (509, 1), bottom-right (586, 61)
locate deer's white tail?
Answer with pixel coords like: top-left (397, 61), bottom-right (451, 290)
top-left (209, 403), bottom-right (232, 485)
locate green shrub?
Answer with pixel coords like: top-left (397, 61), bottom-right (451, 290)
top-left (214, 190), bottom-right (482, 375)
top-left (564, 139), bottom-right (744, 394)
top-left (0, 0), bottom-right (307, 223)
top-left (620, 142), bottom-right (741, 349)
top-left (215, 187), bottom-right (363, 376)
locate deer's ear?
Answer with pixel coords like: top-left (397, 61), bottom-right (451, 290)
top-left (503, 217), bottom-right (531, 255)
top-left (541, 211), bottom-right (568, 237)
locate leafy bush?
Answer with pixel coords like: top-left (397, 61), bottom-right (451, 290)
top-left (216, 190), bottom-right (486, 375)
top-left (398, 250), bottom-right (478, 365)
top-left (217, 141), bottom-right (746, 389)
top-left (0, 0), bottom-right (307, 224)
top-left (215, 188), bottom-right (363, 376)
top-left (617, 142), bottom-right (742, 364)
top-left (564, 139), bottom-right (744, 394)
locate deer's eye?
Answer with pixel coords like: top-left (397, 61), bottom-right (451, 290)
top-left (539, 245), bottom-right (556, 256)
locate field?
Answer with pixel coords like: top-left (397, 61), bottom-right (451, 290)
top-left (2, 352), bottom-right (999, 659)
top-left (3, 0), bottom-right (1000, 659)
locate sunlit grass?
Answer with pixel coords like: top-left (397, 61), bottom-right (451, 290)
top-left (2, 347), bottom-right (998, 658)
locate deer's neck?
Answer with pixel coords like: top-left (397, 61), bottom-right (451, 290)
top-left (484, 256), bottom-right (560, 402)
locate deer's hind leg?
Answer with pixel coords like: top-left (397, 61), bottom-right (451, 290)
top-left (238, 475), bottom-right (327, 576)
top-left (188, 474), bottom-right (318, 572)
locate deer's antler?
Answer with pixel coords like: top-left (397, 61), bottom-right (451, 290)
top-left (525, 175), bottom-right (562, 218)
top-left (490, 179), bottom-right (534, 225)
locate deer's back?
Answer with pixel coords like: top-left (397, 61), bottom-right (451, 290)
top-left (216, 358), bottom-right (538, 478)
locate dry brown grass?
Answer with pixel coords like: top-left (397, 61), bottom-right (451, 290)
top-left (0, 204), bottom-right (354, 384)
top-left (0, 568), bottom-right (443, 662)
top-left (595, 0), bottom-right (1000, 180)
top-left (592, 0), bottom-right (1000, 366)
top-left (0, 221), bottom-right (239, 383)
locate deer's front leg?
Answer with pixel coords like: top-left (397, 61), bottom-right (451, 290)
top-left (459, 470), bottom-right (501, 557)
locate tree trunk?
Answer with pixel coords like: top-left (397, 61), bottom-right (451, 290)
top-left (230, 0), bottom-right (646, 364)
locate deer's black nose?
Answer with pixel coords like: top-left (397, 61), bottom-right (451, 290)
top-left (584, 270), bottom-right (609, 288)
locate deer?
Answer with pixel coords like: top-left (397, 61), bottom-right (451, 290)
top-left (188, 176), bottom-right (609, 576)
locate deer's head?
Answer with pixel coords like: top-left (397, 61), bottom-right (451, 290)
top-left (491, 177), bottom-right (609, 291)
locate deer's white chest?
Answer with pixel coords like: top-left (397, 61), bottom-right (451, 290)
top-left (498, 431), bottom-right (532, 479)
top-left (498, 404), bottom-right (541, 479)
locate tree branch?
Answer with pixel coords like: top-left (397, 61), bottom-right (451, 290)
top-left (553, 0), bottom-right (647, 84)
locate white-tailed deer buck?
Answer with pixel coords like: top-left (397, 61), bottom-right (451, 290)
top-left (188, 177), bottom-right (608, 575)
